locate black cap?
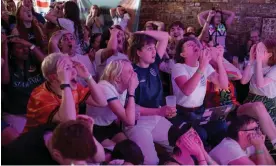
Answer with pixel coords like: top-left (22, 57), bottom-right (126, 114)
top-left (168, 124), bottom-right (192, 147)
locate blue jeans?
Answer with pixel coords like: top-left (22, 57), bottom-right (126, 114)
top-left (169, 106), bottom-right (227, 147)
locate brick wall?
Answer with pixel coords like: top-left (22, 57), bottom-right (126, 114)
top-left (139, 0), bottom-right (276, 57)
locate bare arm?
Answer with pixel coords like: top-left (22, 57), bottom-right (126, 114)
top-left (110, 8), bottom-right (116, 18)
top-left (229, 156), bottom-right (255, 165)
top-left (53, 58), bottom-right (77, 122)
top-left (146, 21), bottom-right (165, 31)
top-left (86, 15), bottom-right (95, 28)
top-left (108, 97), bottom-right (136, 126)
top-left (197, 10), bottom-right (211, 27)
top-left (94, 16), bottom-right (104, 28)
top-left (12, 38), bottom-right (46, 62)
top-left (1, 36), bottom-right (10, 84)
top-left (45, 12), bottom-right (58, 25)
top-left (138, 105), bottom-right (161, 116)
top-left (255, 60), bottom-right (273, 88)
top-left (208, 64), bottom-right (228, 89)
top-left (198, 11), bottom-right (214, 41)
top-left (53, 87), bottom-right (76, 122)
top-left (222, 10), bottom-right (235, 27)
top-left (48, 30), bottom-right (69, 54)
top-left (136, 30), bottom-right (169, 59)
top-left (175, 74), bottom-right (202, 96)
top-left (85, 78), bottom-right (107, 107)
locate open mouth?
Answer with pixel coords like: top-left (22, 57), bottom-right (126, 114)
top-left (68, 44), bottom-right (72, 49)
top-left (118, 39), bottom-right (122, 44)
top-left (71, 78), bottom-right (77, 84)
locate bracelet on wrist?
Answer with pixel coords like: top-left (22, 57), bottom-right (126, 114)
top-left (85, 75), bottom-right (92, 81)
top-left (255, 149), bottom-right (264, 155)
top-left (128, 94), bottom-right (135, 98)
top-left (196, 68), bottom-right (204, 76)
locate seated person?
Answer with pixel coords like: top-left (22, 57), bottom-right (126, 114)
top-left (94, 25), bottom-right (128, 78)
top-left (209, 115), bottom-right (275, 165)
top-left (2, 36), bottom-right (45, 133)
top-left (170, 37), bottom-right (228, 146)
top-left (49, 30), bottom-right (96, 86)
top-left (23, 53), bottom-right (106, 132)
top-left (165, 125), bottom-right (217, 165)
top-left (86, 59), bottom-right (138, 147)
top-left (109, 139), bottom-right (144, 165)
top-left (2, 115), bottom-right (105, 165)
top-left (241, 41), bottom-right (276, 124)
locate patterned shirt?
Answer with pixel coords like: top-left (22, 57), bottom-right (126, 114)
top-left (23, 82), bottom-right (90, 132)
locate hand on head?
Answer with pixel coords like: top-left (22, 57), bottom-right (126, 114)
top-left (56, 57), bottom-right (72, 84)
top-left (72, 60), bottom-right (90, 79)
top-left (128, 72), bottom-right (139, 95)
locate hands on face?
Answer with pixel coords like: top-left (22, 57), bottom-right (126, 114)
top-left (248, 133), bottom-right (265, 147)
top-left (56, 58), bottom-right (72, 84)
top-left (199, 48), bottom-right (212, 70)
top-left (128, 72), bottom-right (139, 95)
top-left (72, 60), bottom-right (90, 79)
top-left (256, 42), bottom-right (266, 61)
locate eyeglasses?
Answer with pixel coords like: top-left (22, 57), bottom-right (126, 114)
top-left (240, 126), bottom-right (261, 132)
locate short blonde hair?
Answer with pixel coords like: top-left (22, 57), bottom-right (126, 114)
top-left (100, 59), bottom-right (130, 86)
top-left (41, 52), bottom-right (66, 80)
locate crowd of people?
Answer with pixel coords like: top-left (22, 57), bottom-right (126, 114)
top-left (1, 0), bottom-right (276, 165)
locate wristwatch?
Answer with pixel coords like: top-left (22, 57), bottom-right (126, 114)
top-left (60, 84), bottom-right (71, 90)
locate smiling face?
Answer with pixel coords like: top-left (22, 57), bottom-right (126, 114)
top-left (137, 43), bottom-right (157, 65)
top-left (59, 33), bottom-right (76, 55)
top-left (19, 6), bottom-right (33, 22)
top-left (170, 25), bottom-right (184, 40)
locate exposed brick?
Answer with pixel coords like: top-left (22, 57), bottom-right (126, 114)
top-left (139, 0), bottom-right (276, 53)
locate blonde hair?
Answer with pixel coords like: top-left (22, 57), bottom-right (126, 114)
top-left (100, 59), bottom-right (131, 86)
top-left (41, 52), bottom-right (66, 80)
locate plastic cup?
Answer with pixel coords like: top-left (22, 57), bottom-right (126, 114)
top-left (166, 96), bottom-right (176, 107)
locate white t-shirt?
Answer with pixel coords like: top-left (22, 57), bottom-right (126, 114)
top-left (57, 18), bottom-right (75, 33)
top-left (249, 64), bottom-right (276, 98)
top-left (209, 138), bottom-right (249, 165)
top-left (71, 54), bottom-right (96, 86)
top-left (94, 49), bottom-right (129, 79)
top-left (112, 13), bottom-right (130, 30)
top-left (171, 63), bottom-right (215, 107)
top-left (86, 80), bottom-right (127, 126)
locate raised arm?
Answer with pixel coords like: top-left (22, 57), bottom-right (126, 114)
top-left (254, 42), bottom-right (274, 87)
top-left (11, 38), bottom-right (46, 62)
top-left (241, 45), bottom-right (256, 84)
top-left (174, 50), bottom-right (211, 96)
top-left (108, 73), bottom-right (138, 126)
top-left (1, 34), bottom-right (10, 84)
top-left (86, 14), bottom-right (94, 28)
top-left (197, 10), bottom-right (212, 27)
top-left (207, 46), bottom-right (228, 89)
top-left (53, 58), bottom-right (76, 122)
top-left (198, 11), bottom-right (215, 41)
top-left (110, 8), bottom-right (116, 18)
top-left (72, 61), bottom-right (107, 107)
top-left (222, 10), bottom-right (235, 27)
top-left (94, 15), bottom-right (104, 28)
top-left (99, 28), bottom-right (119, 63)
top-left (45, 11), bottom-right (58, 25)
top-left (48, 30), bottom-right (69, 54)
top-left (135, 30), bottom-right (169, 59)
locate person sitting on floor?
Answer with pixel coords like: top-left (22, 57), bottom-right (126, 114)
top-left (23, 53), bottom-right (106, 132)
